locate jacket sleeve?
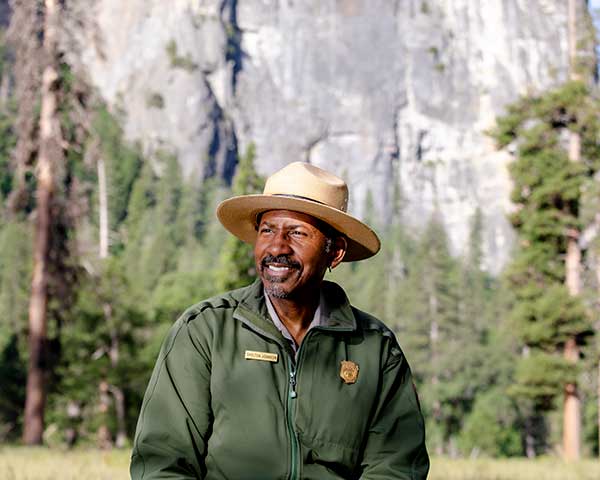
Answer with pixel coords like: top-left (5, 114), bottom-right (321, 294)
top-left (130, 315), bottom-right (213, 480)
top-left (359, 338), bottom-right (430, 480)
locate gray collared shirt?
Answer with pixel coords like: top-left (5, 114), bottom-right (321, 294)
top-left (264, 289), bottom-right (327, 356)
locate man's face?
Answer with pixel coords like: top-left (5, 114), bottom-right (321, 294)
top-left (254, 210), bottom-right (334, 300)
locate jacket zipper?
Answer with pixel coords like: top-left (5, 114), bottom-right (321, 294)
top-left (285, 329), bottom-right (318, 480)
top-left (286, 354), bottom-right (300, 480)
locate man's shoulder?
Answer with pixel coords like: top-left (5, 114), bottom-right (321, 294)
top-left (322, 281), bottom-right (395, 340)
top-left (179, 280), bottom-right (262, 324)
top-left (351, 304), bottom-right (396, 339)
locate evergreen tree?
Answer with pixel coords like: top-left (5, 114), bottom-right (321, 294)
top-left (92, 107), bottom-right (143, 242)
top-left (216, 144), bottom-right (264, 291)
top-left (492, 80), bottom-right (598, 455)
top-left (47, 258), bottom-right (147, 446)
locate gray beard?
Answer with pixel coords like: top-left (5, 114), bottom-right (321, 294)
top-left (265, 284), bottom-right (290, 299)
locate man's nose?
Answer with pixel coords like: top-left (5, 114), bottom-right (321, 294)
top-left (267, 231), bottom-right (293, 255)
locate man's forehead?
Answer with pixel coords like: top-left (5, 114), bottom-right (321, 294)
top-left (259, 209), bottom-right (321, 226)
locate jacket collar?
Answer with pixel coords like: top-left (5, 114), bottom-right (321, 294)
top-left (233, 278), bottom-right (357, 341)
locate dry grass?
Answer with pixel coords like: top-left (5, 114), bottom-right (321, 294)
top-left (429, 457), bottom-right (600, 480)
top-left (0, 448), bottom-right (599, 479)
top-left (0, 447), bottom-right (130, 480)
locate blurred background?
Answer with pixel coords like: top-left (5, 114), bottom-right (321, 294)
top-left (1, 0), bottom-right (600, 478)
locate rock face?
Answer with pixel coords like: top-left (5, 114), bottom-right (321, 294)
top-left (74, 0), bottom-right (579, 272)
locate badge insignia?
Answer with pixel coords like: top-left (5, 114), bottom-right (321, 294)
top-left (340, 360), bottom-right (359, 384)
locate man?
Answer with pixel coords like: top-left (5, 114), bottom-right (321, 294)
top-left (130, 162), bottom-right (429, 479)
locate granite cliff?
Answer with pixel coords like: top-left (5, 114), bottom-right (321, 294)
top-left (71, 0), bottom-right (584, 272)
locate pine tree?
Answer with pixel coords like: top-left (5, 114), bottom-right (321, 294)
top-left (215, 144), bottom-right (264, 291)
top-left (492, 80), bottom-right (598, 455)
top-left (21, 0), bottom-right (65, 445)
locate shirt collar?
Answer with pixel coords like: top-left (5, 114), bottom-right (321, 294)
top-left (264, 289), bottom-right (327, 352)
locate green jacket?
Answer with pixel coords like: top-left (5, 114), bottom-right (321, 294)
top-left (130, 280), bottom-right (429, 479)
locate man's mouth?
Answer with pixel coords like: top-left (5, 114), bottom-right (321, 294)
top-left (261, 256), bottom-right (300, 277)
top-left (266, 264), bottom-right (292, 273)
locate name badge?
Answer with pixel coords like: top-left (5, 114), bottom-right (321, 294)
top-left (245, 350), bottom-right (279, 363)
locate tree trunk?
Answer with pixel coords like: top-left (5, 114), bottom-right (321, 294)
top-left (97, 380), bottom-right (113, 450)
top-left (97, 161), bottom-right (128, 447)
top-left (596, 255), bottom-right (600, 457)
top-left (109, 383), bottom-right (127, 448)
top-left (562, 0), bottom-right (583, 461)
top-left (22, 0), bottom-right (62, 446)
top-left (97, 153), bottom-right (109, 259)
top-left (598, 356), bottom-right (600, 458)
top-left (563, 336), bottom-right (581, 460)
top-left (97, 301), bottom-right (128, 448)
top-left (7, 0), bottom-right (42, 215)
top-left (108, 330), bottom-right (127, 448)
top-left (428, 290), bottom-right (442, 454)
top-left (0, 72), bottom-right (10, 110)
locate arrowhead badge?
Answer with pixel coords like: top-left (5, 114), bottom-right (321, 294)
top-left (340, 360), bottom-right (359, 384)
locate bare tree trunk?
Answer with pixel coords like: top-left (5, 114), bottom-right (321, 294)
top-left (428, 290), bottom-right (442, 455)
top-left (97, 379), bottom-right (113, 449)
top-left (106, 302), bottom-right (128, 448)
top-left (108, 326), bottom-right (127, 448)
top-left (97, 153), bottom-right (109, 259)
top-left (96, 143), bottom-right (128, 448)
top-left (0, 72), bottom-right (10, 110)
top-left (596, 256), bottom-right (600, 457)
top-left (97, 151), bottom-right (128, 447)
top-left (23, 0), bottom-right (62, 445)
top-left (598, 356), bottom-right (600, 457)
top-left (562, 0), bottom-right (583, 461)
top-left (7, 0), bottom-right (42, 214)
top-left (96, 301), bottom-right (128, 448)
top-left (563, 335), bottom-right (581, 460)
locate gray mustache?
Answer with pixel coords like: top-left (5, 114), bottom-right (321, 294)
top-left (261, 255), bottom-right (300, 269)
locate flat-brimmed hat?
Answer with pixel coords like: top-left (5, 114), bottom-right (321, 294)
top-left (216, 162), bottom-right (380, 261)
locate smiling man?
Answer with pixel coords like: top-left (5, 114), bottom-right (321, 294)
top-left (130, 162), bottom-right (429, 479)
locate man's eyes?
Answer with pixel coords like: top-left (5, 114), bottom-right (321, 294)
top-left (258, 227), bottom-right (308, 237)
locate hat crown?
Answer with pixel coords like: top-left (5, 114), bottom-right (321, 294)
top-left (263, 162), bottom-right (349, 212)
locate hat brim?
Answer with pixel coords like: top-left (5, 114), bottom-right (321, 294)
top-left (216, 194), bottom-right (381, 262)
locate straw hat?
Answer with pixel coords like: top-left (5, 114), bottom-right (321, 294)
top-left (216, 162), bottom-right (380, 261)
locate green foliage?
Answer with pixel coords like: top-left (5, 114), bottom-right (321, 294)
top-left (1, 45), bottom-right (597, 457)
top-left (332, 211), bottom-right (515, 456)
top-left (216, 144), bottom-right (264, 291)
top-left (0, 109), bottom-right (16, 202)
top-left (458, 388), bottom-right (522, 457)
top-left (510, 352), bottom-right (575, 405)
top-left (47, 258), bottom-right (149, 444)
top-left (0, 221), bottom-right (32, 334)
top-left (491, 80), bottom-right (599, 450)
top-left (93, 107), bottom-right (143, 235)
top-left (0, 335), bottom-right (26, 441)
top-left (0, 221), bottom-right (32, 440)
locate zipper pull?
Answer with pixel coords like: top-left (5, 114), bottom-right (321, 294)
top-left (289, 369), bottom-right (297, 399)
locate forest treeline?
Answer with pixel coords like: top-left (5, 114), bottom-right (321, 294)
top-left (1, 1), bottom-right (600, 461)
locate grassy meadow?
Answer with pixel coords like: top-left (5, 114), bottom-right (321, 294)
top-left (0, 447), bottom-right (599, 479)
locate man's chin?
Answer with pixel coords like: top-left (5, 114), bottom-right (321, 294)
top-left (265, 285), bottom-right (290, 299)
top-left (262, 277), bottom-right (294, 299)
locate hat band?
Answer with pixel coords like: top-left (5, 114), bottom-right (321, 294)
top-left (271, 193), bottom-right (330, 208)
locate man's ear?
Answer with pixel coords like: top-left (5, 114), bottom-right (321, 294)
top-left (329, 236), bottom-right (347, 269)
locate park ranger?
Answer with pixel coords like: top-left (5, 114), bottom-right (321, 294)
top-left (130, 162), bottom-right (429, 479)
